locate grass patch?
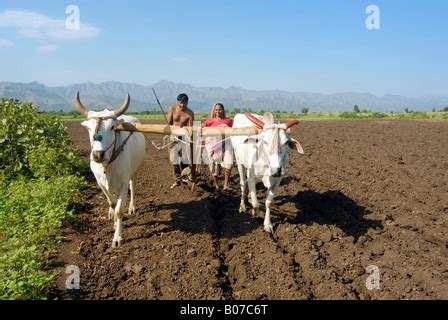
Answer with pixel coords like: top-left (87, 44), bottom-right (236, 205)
top-left (1, 98), bottom-right (86, 299)
top-left (0, 175), bottom-right (85, 299)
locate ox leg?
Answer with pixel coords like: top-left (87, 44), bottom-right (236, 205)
top-left (247, 173), bottom-right (259, 217)
top-left (237, 164), bottom-right (247, 213)
top-left (112, 185), bottom-right (129, 248)
top-left (128, 176), bottom-right (136, 215)
top-left (264, 179), bottom-right (281, 233)
top-left (99, 185), bottom-right (117, 220)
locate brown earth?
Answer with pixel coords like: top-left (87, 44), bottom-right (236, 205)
top-left (51, 120), bottom-right (448, 300)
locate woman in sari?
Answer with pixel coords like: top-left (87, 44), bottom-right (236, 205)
top-left (204, 103), bottom-right (233, 191)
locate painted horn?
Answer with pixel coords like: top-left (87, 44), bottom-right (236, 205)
top-left (112, 93), bottom-right (130, 117)
top-left (244, 112), bottom-right (265, 128)
top-left (74, 92), bottom-right (89, 116)
top-left (284, 119), bottom-right (300, 128)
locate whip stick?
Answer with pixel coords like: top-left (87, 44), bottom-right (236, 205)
top-left (151, 88), bottom-right (169, 124)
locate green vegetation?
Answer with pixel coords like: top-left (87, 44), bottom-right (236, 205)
top-left (339, 111), bottom-right (387, 119)
top-left (42, 108), bottom-right (448, 123)
top-left (301, 107), bottom-right (310, 115)
top-left (0, 98), bottom-right (86, 299)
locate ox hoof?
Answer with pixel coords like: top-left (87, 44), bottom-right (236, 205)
top-left (264, 224), bottom-right (274, 234)
top-left (108, 210), bottom-right (114, 220)
top-left (239, 204), bottom-right (247, 213)
top-left (112, 238), bottom-right (123, 248)
top-left (251, 208), bottom-right (258, 217)
top-left (128, 205), bottom-right (135, 215)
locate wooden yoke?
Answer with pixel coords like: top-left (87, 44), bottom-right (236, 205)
top-left (115, 123), bottom-right (270, 136)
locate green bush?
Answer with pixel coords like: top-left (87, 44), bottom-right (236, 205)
top-left (339, 112), bottom-right (360, 119)
top-left (0, 172), bottom-right (85, 300)
top-left (411, 112), bottom-right (429, 119)
top-left (398, 112), bottom-right (429, 120)
top-left (368, 112), bottom-right (388, 119)
top-left (0, 98), bottom-right (86, 299)
top-left (0, 176), bottom-right (84, 244)
top-left (0, 98), bottom-right (84, 179)
top-left (26, 140), bottom-right (83, 178)
top-left (0, 245), bottom-right (55, 300)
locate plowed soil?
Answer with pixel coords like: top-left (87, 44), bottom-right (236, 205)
top-left (51, 120), bottom-right (448, 300)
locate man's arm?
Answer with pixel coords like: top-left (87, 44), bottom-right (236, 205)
top-left (167, 106), bottom-right (174, 125)
top-left (188, 109), bottom-right (195, 126)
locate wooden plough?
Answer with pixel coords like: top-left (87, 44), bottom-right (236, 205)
top-left (114, 123), bottom-right (271, 191)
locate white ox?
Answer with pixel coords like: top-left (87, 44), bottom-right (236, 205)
top-left (75, 92), bottom-right (146, 247)
top-left (231, 112), bottom-right (303, 233)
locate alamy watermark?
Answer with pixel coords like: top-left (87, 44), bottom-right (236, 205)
top-left (365, 265), bottom-right (381, 290)
top-left (365, 5), bottom-right (380, 30)
top-left (65, 5), bottom-right (80, 30)
top-left (66, 265), bottom-right (80, 290)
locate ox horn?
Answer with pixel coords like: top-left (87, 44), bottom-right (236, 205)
top-left (285, 119), bottom-right (300, 128)
top-left (74, 92), bottom-right (89, 116)
top-left (112, 93), bottom-right (130, 117)
top-left (244, 112), bottom-right (265, 128)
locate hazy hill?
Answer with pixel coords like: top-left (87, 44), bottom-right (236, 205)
top-left (1, 80), bottom-right (447, 113)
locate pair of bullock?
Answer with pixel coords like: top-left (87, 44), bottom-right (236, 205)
top-left (75, 93), bottom-right (303, 247)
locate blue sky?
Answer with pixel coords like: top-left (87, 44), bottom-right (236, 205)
top-left (0, 0), bottom-right (447, 97)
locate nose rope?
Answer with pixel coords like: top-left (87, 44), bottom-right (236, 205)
top-left (90, 116), bottom-right (133, 166)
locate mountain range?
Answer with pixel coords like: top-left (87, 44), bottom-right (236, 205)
top-left (1, 80), bottom-right (447, 113)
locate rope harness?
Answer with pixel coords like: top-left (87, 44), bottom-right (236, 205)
top-left (91, 116), bottom-right (134, 165)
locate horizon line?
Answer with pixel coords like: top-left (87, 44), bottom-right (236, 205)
top-left (2, 80), bottom-right (447, 100)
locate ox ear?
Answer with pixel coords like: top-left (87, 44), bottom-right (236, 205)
top-left (262, 112), bottom-right (274, 126)
top-left (287, 138), bottom-right (304, 154)
top-left (81, 120), bottom-right (90, 128)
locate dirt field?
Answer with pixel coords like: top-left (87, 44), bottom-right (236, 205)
top-left (51, 120), bottom-right (448, 300)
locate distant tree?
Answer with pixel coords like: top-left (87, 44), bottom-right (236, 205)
top-left (442, 107), bottom-right (448, 112)
top-left (353, 105), bottom-right (360, 113)
top-left (404, 107), bottom-right (413, 113)
top-left (233, 107), bottom-right (241, 114)
top-left (301, 107), bottom-right (309, 114)
top-left (432, 108), bottom-right (436, 112)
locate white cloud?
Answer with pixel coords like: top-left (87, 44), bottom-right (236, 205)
top-left (0, 9), bottom-right (100, 41)
top-left (0, 39), bottom-right (14, 47)
top-left (171, 57), bottom-right (190, 63)
top-left (36, 44), bottom-right (59, 53)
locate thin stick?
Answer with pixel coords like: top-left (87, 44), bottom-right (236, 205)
top-left (151, 88), bottom-right (169, 124)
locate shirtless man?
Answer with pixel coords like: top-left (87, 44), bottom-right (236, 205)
top-left (167, 93), bottom-right (195, 188)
